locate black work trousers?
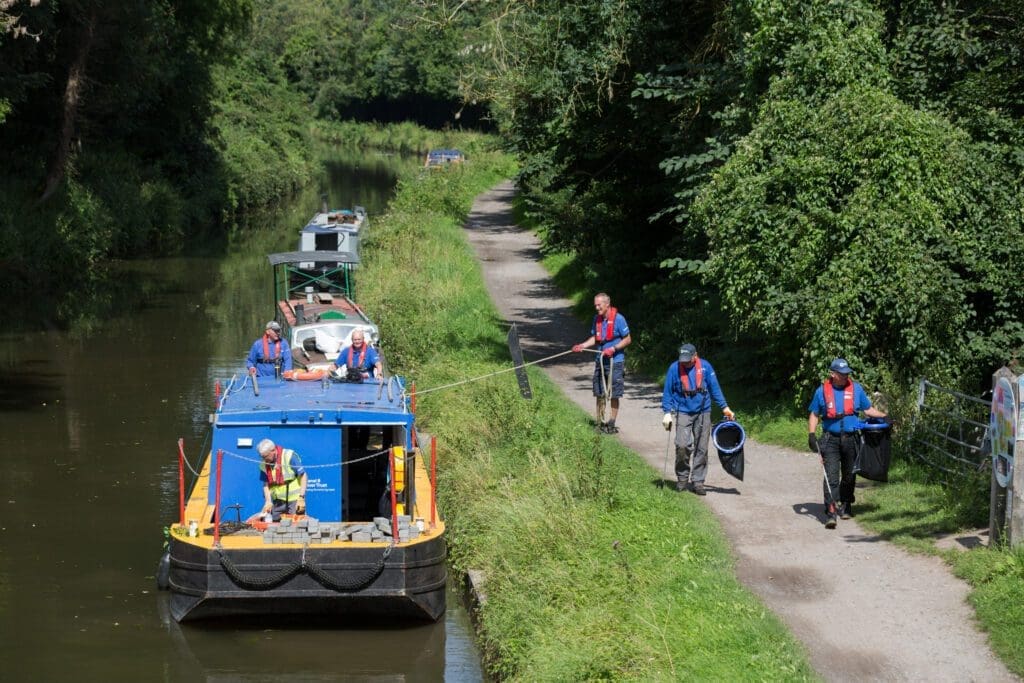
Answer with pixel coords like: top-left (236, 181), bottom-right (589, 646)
top-left (821, 432), bottom-right (857, 507)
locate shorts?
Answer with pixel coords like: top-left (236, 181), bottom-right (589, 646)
top-left (592, 360), bottom-right (625, 398)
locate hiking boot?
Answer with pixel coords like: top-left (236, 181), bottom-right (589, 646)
top-left (676, 481), bottom-right (690, 492)
top-left (825, 514), bottom-right (838, 529)
top-left (692, 483), bottom-right (707, 496)
top-left (840, 502), bottom-right (853, 519)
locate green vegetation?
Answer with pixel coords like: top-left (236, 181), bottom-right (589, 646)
top-left (356, 139), bottom-right (815, 681)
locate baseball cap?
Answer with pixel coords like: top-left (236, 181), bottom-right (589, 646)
top-left (678, 343), bottom-right (697, 363)
top-left (266, 321), bottom-right (282, 333)
top-left (829, 358), bottom-right (851, 374)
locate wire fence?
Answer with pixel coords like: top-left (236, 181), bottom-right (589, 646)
top-left (909, 378), bottom-right (990, 478)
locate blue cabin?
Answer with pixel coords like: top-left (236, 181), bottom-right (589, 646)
top-left (209, 374), bottom-right (414, 522)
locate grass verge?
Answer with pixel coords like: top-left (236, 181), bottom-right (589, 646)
top-left (355, 140), bottom-right (815, 680)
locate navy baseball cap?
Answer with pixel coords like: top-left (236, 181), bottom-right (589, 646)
top-left (678, 343), bottom-right (697, 363)
top-left (829, 358), bottom-right (851, 374)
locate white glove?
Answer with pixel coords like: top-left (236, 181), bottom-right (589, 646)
top-left (663, 413), bottom-right (673, 430)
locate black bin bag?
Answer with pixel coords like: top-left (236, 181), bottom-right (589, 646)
top-left (712, 420), bottom-right (746, 481)
top-left (853, 419), bottom-right (892, 482)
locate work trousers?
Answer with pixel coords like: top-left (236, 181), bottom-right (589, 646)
top-left (821, 432), bottom-right (858, 507)
top-left (675, 411), bottom-right (711, 484)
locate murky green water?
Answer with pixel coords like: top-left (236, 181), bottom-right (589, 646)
top-left (0, 149), bottom-right (485, 682)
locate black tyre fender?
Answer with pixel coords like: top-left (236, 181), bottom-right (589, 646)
top-left (156, 552), bottom-right (170, 591)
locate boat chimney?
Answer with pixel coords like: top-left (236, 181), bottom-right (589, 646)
top-left (320, 193), bottom-right (329, 214)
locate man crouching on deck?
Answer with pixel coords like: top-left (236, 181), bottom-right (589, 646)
top-left (258, 438), bottom-right (307, 521)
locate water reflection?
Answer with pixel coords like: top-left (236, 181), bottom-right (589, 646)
top-left (0, 148), bottom-right (484, 682)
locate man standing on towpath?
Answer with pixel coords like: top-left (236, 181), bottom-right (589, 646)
top-left (572, 293), bottom-right (631, 433)
top-left (662, 343), bottom-right (734, 495)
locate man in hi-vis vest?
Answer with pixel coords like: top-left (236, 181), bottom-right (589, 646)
top-left (807, 358), bottom-right (887, 528)
top-left (258, 438), bottom-right (308, 521)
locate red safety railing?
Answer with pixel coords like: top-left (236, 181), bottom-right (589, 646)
top-left (430, 436), bottom-right (437, 529)
top-left (213, 449), bottom-right (224, 545)
top-left (388, 447), bottom-right (399, 541)
top-left (177, 438), bottom-right (186, 526)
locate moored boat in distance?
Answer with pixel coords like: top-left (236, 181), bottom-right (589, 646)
top-left (298, 202), bottom-right (368, 267)
top-left (158, 251), bottom-right (444, 623)
top-left (424, 149), bottom-right (465, 168)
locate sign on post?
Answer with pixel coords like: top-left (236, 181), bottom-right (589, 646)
top-left (992, 376), bottom-right (1015, 489)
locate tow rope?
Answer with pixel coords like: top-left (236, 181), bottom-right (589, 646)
top-left (413, 348), bottom-right (578, 397)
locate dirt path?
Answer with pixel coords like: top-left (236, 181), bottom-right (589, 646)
top-left (464, 181), bottom-right (1015, 682)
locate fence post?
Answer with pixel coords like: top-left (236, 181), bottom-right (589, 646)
top-left (1012, 372), bottom-right (1024, 547)
top-left (990, 367), bottom-right (1015, 546)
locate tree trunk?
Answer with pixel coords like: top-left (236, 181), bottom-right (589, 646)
top-left (39, 9), bottom-right (95, 203)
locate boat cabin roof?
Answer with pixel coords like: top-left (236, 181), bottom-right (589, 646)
top-left (217, 373), bottom-right (409, 422)
top-left (269, 251), bottom-right (360, 267)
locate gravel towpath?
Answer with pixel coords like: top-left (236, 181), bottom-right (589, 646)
top-left (463, 180), bottom-right (1016, 682)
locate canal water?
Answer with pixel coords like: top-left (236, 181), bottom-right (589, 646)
top-left (0, 149), bottom-right (486, 682)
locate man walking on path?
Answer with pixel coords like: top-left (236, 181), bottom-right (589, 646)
top-left (807, 357), bottom-right (887, 528)
top-left (661, 343), bottom-right (735, 494)
top-left (572, 292), bottom-right (631, 433)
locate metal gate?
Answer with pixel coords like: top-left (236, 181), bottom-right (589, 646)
top-left (910, 379), bottom-right (990, 477)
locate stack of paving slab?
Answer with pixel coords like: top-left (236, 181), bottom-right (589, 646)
top-left (260, 515), bottom-right (421, 544)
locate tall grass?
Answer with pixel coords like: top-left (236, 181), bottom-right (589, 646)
top-left (356, 139), bottom-right (815, 680)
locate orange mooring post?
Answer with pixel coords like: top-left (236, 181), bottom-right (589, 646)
top-left (389, 447), bottom-right (399, 541)
top-left (214, 449), bottom-right (224, 544)
top-left (410, 382), bottom-right (417, 413)
top-left (430, 436), bottom-right (437, 529)
top-left (214, 380), bottom-right (221, 406)
top-left (177, 438), bottom-right (186, 526)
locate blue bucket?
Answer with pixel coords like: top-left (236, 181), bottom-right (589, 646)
top-left (713, 420), bottom-right (746, 481)
top-left (712, 420), bottom-right (746, 454)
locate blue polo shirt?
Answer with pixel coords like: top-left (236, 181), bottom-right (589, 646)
top-left (335, 343), bottom-right (380, 372)
top-left (662, 359), bottom-right (729, 415)
top-left (808, 380), bottom-right (872, 434)
top-left (591, 312), bottom-right (630, 363)
top-left (246, 336), bottom-right (293, 377)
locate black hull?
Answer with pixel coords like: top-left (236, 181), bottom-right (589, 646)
top-left (168, 536), bottom-right (447, 623)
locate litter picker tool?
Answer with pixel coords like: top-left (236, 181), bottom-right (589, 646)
top-left (658, 411), bottom-right (676, 489)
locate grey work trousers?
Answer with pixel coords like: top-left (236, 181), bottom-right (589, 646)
top-left (675, 411), bottom-right (711, 484)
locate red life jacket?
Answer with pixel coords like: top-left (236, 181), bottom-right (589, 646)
top-left (261, 334), bottom-right (281, 360)
top-left (347, 344), bottom-right (367, 368)
top-left (823, 380), bottom-right (855, 418)
top-left (265, 446), bottom-right (287, 485)
top-left (679, 357), bottom-right (705, 394)
top-left (595, 307), bottom-right (618, 342)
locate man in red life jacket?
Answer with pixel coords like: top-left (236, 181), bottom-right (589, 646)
top-left (807, 358), bottom-right (887, 528)
top-left (572, 293), bottom-right (632, 433)
top-left (257, 438), bottom-right (308, 521)
top-left (661, 343), bottom-right (735, 495)
top-left (333, 329), bottom-right (382, 381)
top-left (246, 321), bottom-right (293, 378)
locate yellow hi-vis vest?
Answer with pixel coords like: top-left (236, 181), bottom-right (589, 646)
top-left (263, 448), bottom-right (301, 502)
